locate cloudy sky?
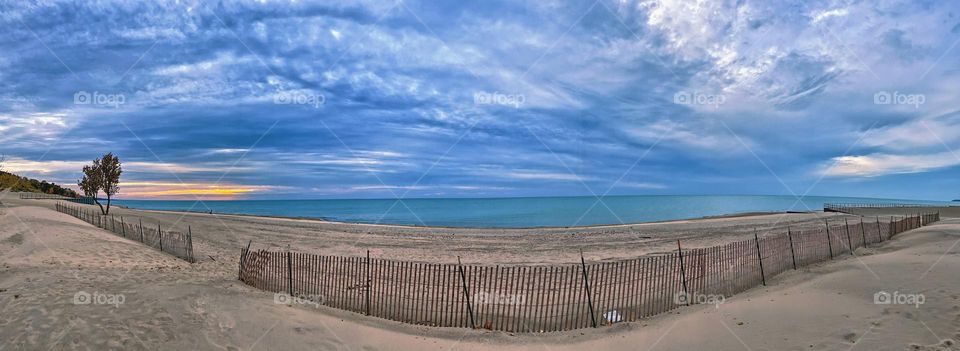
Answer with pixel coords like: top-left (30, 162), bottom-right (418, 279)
top-left (1, 0), bottom-right (959, 200)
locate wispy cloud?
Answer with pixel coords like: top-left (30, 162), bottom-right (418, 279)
top-left (1, 0), bottom-right (959, 199)
top-left (822, 152), bottom-right (960, 177)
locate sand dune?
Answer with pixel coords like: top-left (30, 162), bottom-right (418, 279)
top-left (1, 201), bottom-right (958, 350)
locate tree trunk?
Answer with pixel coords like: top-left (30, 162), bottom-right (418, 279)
top-left (105, 195), bottom-right (112, 215)
top-left (93, 197), bottom-right (106, 215)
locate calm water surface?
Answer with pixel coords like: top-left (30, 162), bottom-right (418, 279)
top-left (111, 195), bottom-right (949, 228)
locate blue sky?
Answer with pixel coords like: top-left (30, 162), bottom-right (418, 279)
top-left (1, 0), bottom-right (960, 200)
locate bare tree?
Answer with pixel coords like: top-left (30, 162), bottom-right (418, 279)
top-left (78, 153), bottom-right (122, 215)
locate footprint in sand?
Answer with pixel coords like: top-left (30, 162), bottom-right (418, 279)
top-left (908, 339), bottom-right (958, 351)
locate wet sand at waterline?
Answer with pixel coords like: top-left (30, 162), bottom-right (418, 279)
top-left (1, 197), bottom-right (958, 350)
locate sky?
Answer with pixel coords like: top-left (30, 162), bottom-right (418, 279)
top-left (1, 0), bottom-right (960, 201)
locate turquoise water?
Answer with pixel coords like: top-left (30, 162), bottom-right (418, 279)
top-left (110, 195), bottom-right (950, 228)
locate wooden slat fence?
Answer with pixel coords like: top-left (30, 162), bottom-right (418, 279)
top-left (238, 213), bottom-right (937, 332)
top-left (19, 193), bottom-right (71, 200)
top-left (56, 202), bottom-right (195, 262)
top-left (20, 193), bottom-right (96, 204)
top-left (824, 202), bottom-right (944, 214)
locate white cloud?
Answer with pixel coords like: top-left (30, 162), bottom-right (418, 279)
top-left (0, 113), bottom-right (70, 143)
top-left (2, 158), bottom-right (86, 174)
top-left (125, 162), bottom-right (251, 174)
top-left (614, 181), bottom-right (668, 189)
top-left (821, 151), bottom-right (960, 177)
top-left (863, 113), bottom-right (960, 151)
top-left (1, 159), bottom-right (240, 175)
top-left (502, 170), bottom-right (586, 182)
top-left (810, 8), bottom-right (849, 24)
top-left (208, 148), bottom-right (250, 154)
top-left (625, 119), bottom-right (746, 152)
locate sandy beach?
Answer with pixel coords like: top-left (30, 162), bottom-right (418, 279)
top-left (6, 196), bottom-right (874, 266)
top-left (1, 195), bottom-right (958, 350)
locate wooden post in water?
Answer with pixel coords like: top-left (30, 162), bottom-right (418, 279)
top-left (787, 226), bottom-right (797, 270)
top-left (676, 240), bottom-right (689, 305)
top-left (754, 232), bottom-right (766, 286)
top-left (579, 250), bottom-right (597, 328)
top-left (456, 256), bottom-right (476, 329)
top-left (825, 220), bottom-right (834, 259)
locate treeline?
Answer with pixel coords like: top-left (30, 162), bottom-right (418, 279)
top-left (0, 171), bottom-right (79, 197)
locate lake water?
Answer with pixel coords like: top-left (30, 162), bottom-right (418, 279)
top-left (110, 195), bottom-right (951, 228)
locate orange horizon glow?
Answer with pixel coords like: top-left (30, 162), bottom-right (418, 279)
top-left (112, 181), bottom-right (282, 200)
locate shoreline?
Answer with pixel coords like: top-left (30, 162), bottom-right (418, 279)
top-left (26, 196), bottom-right (953, 266)
top-left (117, 204), bottom-right (805, 231)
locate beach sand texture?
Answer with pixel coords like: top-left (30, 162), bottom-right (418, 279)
top-left (1, 197), bottom-right (958, 350)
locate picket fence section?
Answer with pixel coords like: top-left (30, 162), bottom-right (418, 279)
top-left (20, 193), bottom-right (96, 204)
top-left (824, 202), bottom-right (944, 213)
top-left (19, 193), bottom-right (72, 200)
top-left (238, 213), bottom-right (937, 332)
top-left (56, 202), bottom-right (195, 263)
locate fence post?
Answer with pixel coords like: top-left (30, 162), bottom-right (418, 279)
top-left (111, 215), bottom-right (115, 232)
top-left (139, 218), bottom-right (144, 242)
top-left (844, 219), bottom-right (854, 255)
top-left (889, 216), bottom-right (894, 239)
top-left (158, 223), bottom-right (163, 251)
top-left (187, 226), bottom-right (195, 263)
top-left (677, 240), bottom-right (689, 305)
top-left (754, 232), bottom-right (766, 286)
top-left (787, 227), bottom-right (797, 270)
top-left (825, 220), bottom-right (834, 259)
top-left (287, 250), bottom-right (293, 296)
top-left (579, 250), bottom-right (597, 328)
top-left (859, 218), bottom-right (867, 247)
top-left (456, 256), bottom-right (476, 329)
top-left (239, 240), bottom-right (252, 280)
top-left (120, 216), bottom-right (126, 236)
top-left (365, 250), bottom-right (371, 316)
